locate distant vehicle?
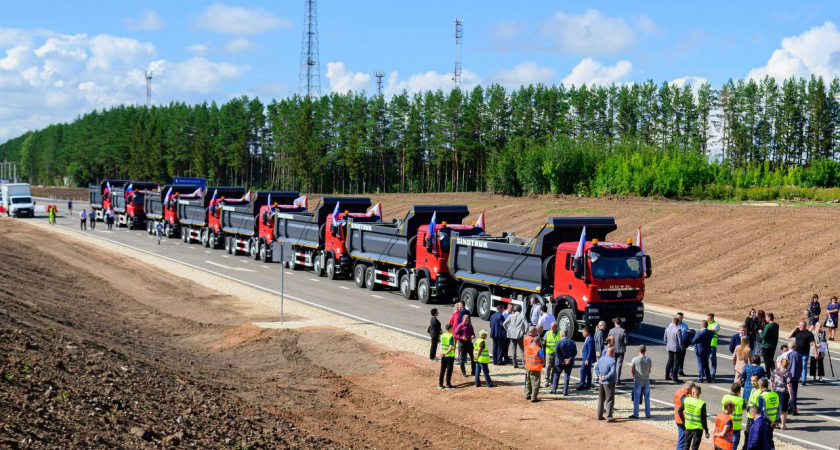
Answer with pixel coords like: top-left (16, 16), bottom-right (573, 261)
top-left (1, 183), bottom-right (34, 218)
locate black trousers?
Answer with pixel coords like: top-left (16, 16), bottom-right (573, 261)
top-left (684, 429), bottom-right (703, 450)
top-left (439, 357), bottom-right (454, 387)
top-left (491, 337), bottom-right (505, 364)
top-left (460, 341), bottom-right (475, 375)
top-left (666, 350), bottom-right (680, 379)
top-left (762, 347), bottom-right (775, 375)
top-left (678, 349), bottom-right (687, 374)
top-left (429, 335), bottom-right (439, 360)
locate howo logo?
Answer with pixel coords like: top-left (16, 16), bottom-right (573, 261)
top-left (352, 224), bottom-right (373, 231)
top-left (275, 213), bottom-right (296, 219)
top-left (456, 238), bottom-right (488, 248)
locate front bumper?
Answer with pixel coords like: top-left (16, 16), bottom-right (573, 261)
top-left (582, 301), bottom-right (644, 329)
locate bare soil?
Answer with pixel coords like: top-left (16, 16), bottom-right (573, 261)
top-left (0, 219), bottom-right (674, 449)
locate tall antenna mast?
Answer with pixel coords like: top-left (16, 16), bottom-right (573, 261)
top-left (452, 18), bottom-right (463, 86)
top-left (374, 71), bottom-right (385, 97)
top-left (299, 0), bottom-right (321, 98)
top-left (145, 70), bottom-right (153, 107)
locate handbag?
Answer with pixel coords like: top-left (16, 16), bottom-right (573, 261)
top-left (826, 316), bottom-right (836, 328)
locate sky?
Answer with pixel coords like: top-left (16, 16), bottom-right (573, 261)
top-left (1, 1), bottom-right (840, 143)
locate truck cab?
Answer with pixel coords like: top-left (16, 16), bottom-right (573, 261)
top-left (415, 222), bottom-right (483, 296)
top-left (1, 183), bottom-right (34, 218)
top-left (325, 211), bottom-right (382, 277)
top-left (112, 182), bottom-right (158, 228)
top-left (89, 179), bottom-right (130, 220)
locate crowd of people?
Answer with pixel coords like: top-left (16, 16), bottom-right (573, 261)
top-left (78, 207), bottom-right (115, 230)
top-left (428, 295), bottom-right (837, 450)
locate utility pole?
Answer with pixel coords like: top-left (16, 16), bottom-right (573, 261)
top-left (374, 71), bottom-right (385, 97)
top-left (145, 70), bottom-right (153, 107)
top-left (452, 18), bottom-right (463, 87)
top-left (299, 0), bottom-right (321, 98)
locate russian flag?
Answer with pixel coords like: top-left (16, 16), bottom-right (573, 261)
top-left (241, 190), bottom-right (251, 202)
top-left (164, 187), bottom-right (174, 202)
top-left (125, 183), bottom-right (134, 197)
top-left (293, 195), bottom-right (308, 209)
top-left (428, 211), bottom-right (437, 237)
top-left (210, 189), bottom-right (218, 204)
top-left (574, 226), bottom-right (587, 259)
top-left (367, 202), bottom-right (382, 218)
top-left (189, 187), bottom-right (202, 197)
top-left (104, 181), bottom-right (111, 194)
top-left (474, 211), bottom-right (485, 231)
top-left (267, 193), bottom-right (272, 208)
top-left (637, 226), bottom-right (646, 272)
top-left (332, 201), bottom-right (340, 224)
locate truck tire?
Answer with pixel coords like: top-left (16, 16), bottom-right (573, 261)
top-left (407, 236), bottom-right (417, 260)
top-left (224, 236), bottom-right (231, 254)
top-left (477, 292), bottom-right (493, 321)
top-left (164, 222), bottom-right (171, 238)
top-left (319, 223), bottom-right (326, 242)
top-left (147, 221), bottom-right (152, 234)
top-left (365, 266), bottom-right (379, 291)
top-left (556, 308), bottom-right (576, 337)
top-left (417, 278), bottom-right (432, 304)
top-left (313, 253), bottom-right (325, 277)
top-left (183, 228), bottom-right (190, 243)
top-left (541, 255), bottom-right (555, 282)
top-left (461, 288), bottom-right (479, 316)
top-left (250, 238), bottom-right (259, 259)
top-left (399, 274), bottom-right (414, 300)
top-left (326, 258), bottom-right (337, 280)
top-left (354, 264), bottom-right (367, 288)
top-left (201, 230), bottom-right (209, 247)
top-left (259, 242), bottom-right (269, 263)
top-left (208, 232), bottom-right (216, 249)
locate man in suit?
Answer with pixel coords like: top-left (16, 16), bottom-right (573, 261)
top-left (664, 316), bottom-right (684, 382)
top-left (578, 327), bottom-right (596, 390)
top-left (489, 304), bottom-right (507, 365)
top-left (551, 329), bottom-right (578, 396)
top-left (692, 320), bottom-right (714, 383)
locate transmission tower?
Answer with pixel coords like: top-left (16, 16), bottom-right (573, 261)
top-left (452, 18), bottom-right (463, 86)
top-left (145, 70), bottom-right (153, 107)
top-left (299, 0), bottom-right (321, 98)
top-left (374, 71), bottom-right (385, 97)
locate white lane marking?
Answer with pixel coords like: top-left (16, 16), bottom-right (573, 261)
top-left (371, 294), bottom-right (383, 299)
top-left (285, 271), bottom-right (293, 275)
top-left (240, 259), bottom-right (249, 263)
top-left (205, 251), bottom-right (212, 254)
top-left (204, 260), bottom-right (255, 272)
top-left (309, 278), bottom-right (319, 282)
top-left (261, 265), bottom-right (270, 269)
top-left (339, 286), bottom-right (350, 290)
top-left (221, 255), bottom-right (229, 258)
top-left (174, 242), bottom-right (181, 245)
top-left (409, 304), bottom-right (421, 309)
top-left (772, 433), bottom-right (834, 450)
top-left (189, 246), bottom-right (197, 250)
top-left (815, 414), bottom-right (840, 424)
top-left (148, 236), bottom-right (154, 239)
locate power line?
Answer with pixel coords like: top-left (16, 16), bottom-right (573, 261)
top-left (299, 0), bottom-right (321, 98)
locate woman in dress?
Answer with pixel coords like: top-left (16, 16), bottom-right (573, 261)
top-left (772, 358), bottom-right (794, 430)
top-left (733, 338), bottom-right (751, 384)
top-left (826, 296), bottom-right (839, 341)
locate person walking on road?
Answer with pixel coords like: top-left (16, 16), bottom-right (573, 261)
top-left (551, 329), bottom-right (577, 396)
top-left (438, 324), bottom-right (456, 389)
top-left (473, 330), bottom-right (494, 387)
top-left (543, 321), bottom-right (560, 387)
top-left (595, 346), bottom-right (617, 422)
top-left (608, 317), bottom-right (628, 385)
top-left (714, 402), bottom-right (736, 450)
top-left (490, 304), bottom-right (507, 365)
top-left (760, 313), bottom-right (780, 375)
top-left (771, 359), bottom-right (793, 430)
top-left (107, 208), bottom-right (115, 230)
top-left (155, 220), bottom-right (164, 245)
top-left (708, 313), bottom-right (721, 380)
top-left (693, 320), bottom-right (714, 383)
top-left (48, 206), bottom-right (55, 225)
top-left (428, 308), bottom-right (442, 361)
top-left (825, 296), bottom-right (838, 341)
top-left (67, 199), bottom-right (73, 216)
top-left (807, 294), bottom-right (821, 327)
top-left (789, 320), bottom-right (815, 386)
top-left (665, 316), bottom-right (684, 382)
top-left (80, 209), bottom-right (87, 230)
top-left (454, 315), bottom-right (476, 378)
top-left (721, 384), bottom-right (745, 450)
top-left (680, 385), bottom-right (709, 450)
top-left (629, 345), bottom-right (652, 419)
top-left (449, 303), bottom-right (462, 363)
top-left (523, 326), bottom-right (545, 402)
top-left (578, 327), bottom-right (596, 390)
top-left (745, 406), bottom-right (773, 450)
top-left (810, 323), bottom-right (826, 381)
top-left (503, 305), bottom-right (527, 368)
top-left (674, 381), bottom-right (695, 450)
top-left (595, 320), bottom-right (607, 357)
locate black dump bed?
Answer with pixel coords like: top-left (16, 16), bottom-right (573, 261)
top-left (448, 217), bottom-right (617, 294)
top-left (177, 186), bottom-right (245, 227)
top-left (221, 191), bottom-right (299, 237)
top-left (111, 182), bottom-right (158, 213)
top-left (347, 205), bottom-right (469, 267)
top-left (145, 184), bottom-right (198, 220)
top-left (274, 196), bottom-right (370, 249)
top-left (88, 179), bottom-right (129, 208)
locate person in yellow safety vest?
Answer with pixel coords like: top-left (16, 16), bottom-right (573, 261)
top-left (708, 313), bottom-right (721, 380)
top-left (438, 324), bottom-right (456, 390)
top-left (523, 326), bottom-right (545, 403)
top-left (722, 383), bottom-right (745, 450)
top-left (714, 402), bottom-right (736, 450)
top-left (679, 385), bottom-right (709, 450)
top-left (756, 377), bottom-right (780, 425)
top-left (674, 381), bottom-right (696, 450)
top-left (743, 374), bottom-right (763, 449)
top-left (473, 330), bottom-right (495, 388)
top-left (543, 322), bottom-right (560, 387)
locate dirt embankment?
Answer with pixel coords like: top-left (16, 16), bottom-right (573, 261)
top-left (0, 219), bottom-right (675, 449)
top-left (31, 187), bottom-right (88, 201)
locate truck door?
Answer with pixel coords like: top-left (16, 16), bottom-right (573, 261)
top-left (554, 250), bottom-right (588, 303)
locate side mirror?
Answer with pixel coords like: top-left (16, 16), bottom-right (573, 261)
top-left (645, 255), bottom-right (652, 278)
top-left (425, 235), bottom-right (435, 253)
top-left (572, 256), bottom-right (583, 279)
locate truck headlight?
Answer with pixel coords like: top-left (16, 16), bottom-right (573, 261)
top-left (636, 306), bottom-right (644, 312)
top-left (582, 296), bottom-right (588, 302)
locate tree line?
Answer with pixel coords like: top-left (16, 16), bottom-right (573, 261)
top-left (1, 75), bottom-right (840, 199)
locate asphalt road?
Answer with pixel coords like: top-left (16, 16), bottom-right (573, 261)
top-left (27, 198), bottom-right (840, 449)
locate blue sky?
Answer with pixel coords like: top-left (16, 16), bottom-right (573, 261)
top-left (1, 1), bottom-right (839, 142)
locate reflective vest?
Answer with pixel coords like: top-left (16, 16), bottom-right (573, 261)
top-left (440, 332), bottom-right (455, 358)
top-left (721, 394), bottom-right (745, 431)
top-left (747, 388), bottom-right (761, 409)
top-left (674, 387), bottom-right (691, 425)
top-left (759, 390), bottom-right (780, 423)
top-left (708, 320), bottom-right (719, 347)
top-left (683, 397), bottom-right (706, 430)
top-left (713, 413), bottom-right (735, 450)
top-left (544, 330), bottom-right (560, 355)
top-left (524, 341), bottom-right (543, 372)
top-left (474, 338), bottom-right (490, 364)
top-left (524, 335), bottom-right (538, 347)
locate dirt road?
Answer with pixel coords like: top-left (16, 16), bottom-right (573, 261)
top-left (0, 219), bottom-right (675, 448)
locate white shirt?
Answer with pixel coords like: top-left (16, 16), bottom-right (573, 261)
top-left (538, 312), bottom-right (556, 332)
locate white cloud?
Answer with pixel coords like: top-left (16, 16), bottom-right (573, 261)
top-left (326, 62), bottom-right (371, 93)
top-left (193, 3), bottom-right (292, 35)
top-left (384, 69), bottom-right (480, 97)
top-left (747, 22), bottom-right (840, 80)
top-left (562, 58), bottom-right (632, 86)
top-left (671, 75), bottom-right (708, 89)
top-left (487, 61), bottom-right (556, 89)
top-left (221, 37), bottom-right (256, 53)
top-left (539, 10), bottom-right (646, 55)
top-left (634, 14), bottom-right (659, 34)
top-left (149, 57), bottom-right (246, 94)
top-left (186, 43), bottom-right (213, 55)
top-left (123, 9), bottom-right (164, 32)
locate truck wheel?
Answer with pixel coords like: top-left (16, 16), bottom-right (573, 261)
top-left (313, 254), bottom-right (325, 277)
top-left (556, 308), bottom-right (576, 337)
top-left (365, 267), bottom-right (379, 291)
top-left (542, 255), bottom-right (555, 282)
top-left (326, 258), bottom-right (337, 280)
top-left (407, 236), bottom-right (417, 260)
top-left (250, 239), bottom-right (259, 259)
top-left (208, 232), bottom-right (216, 249)
top-left (228, 237), bottom-right (236, 255)
top-left (164, 222), bottom-right (171, 238)
top-left (201, 230), bottom-right (208, 247)
top-left (354, 264), bottom-right (367, 288)
top-left (224, 236), bottom-right (230, 253)
top-left (461, 288), bottom-right (479, 315)
top-left (477, 292), bottom-right (493, 321)
top-left (259, 243), bottom-right (269, 263)
top-left (183, 228), bottom-right (190, 243)
top-left (417, 278), bottom-right (431, 304)
top-left (399, 274), bottom-right (414, 300)
top-left (147, 221), bottom-right (152, 234)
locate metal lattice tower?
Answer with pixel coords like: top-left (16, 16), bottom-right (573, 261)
top-left (374, 71), bottom-right (385, 97)
top-left (299, 0), bottom-right (321, 98)
top-left (452, 18), bottom-right (463, 86)
top-left (145, 71), bottom-right (153, 107)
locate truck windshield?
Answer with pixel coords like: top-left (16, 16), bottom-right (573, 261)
top-left (590, 253), bottom-right (642, 279)
top-left (11, 197), bottom-right (31, 204)
top-left (133, 193), bottom-right (144, 204)
top-left (439, 228), bottom-right (481, 253)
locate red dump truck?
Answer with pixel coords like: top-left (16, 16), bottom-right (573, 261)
top-left (143, 184), bottom-right (200, 237)
top-left (89, 179), bottom-right (129, 221)
top-left (217, 191), bottom-right (305, 261)
top-left (345, 205), bottom-right (483, 303)
top-left (111, 182), bottom-right (158, 229)
top-left (447, 217), bottom-right (651, 334)
top-left (176, 186), bottom-right (245, 246)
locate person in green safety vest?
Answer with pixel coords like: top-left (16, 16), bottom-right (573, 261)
top-left (438, 324), bottom-right (456, 390)
top-left (707, 313), bottom-right (721, 380)
top-left (473, 330), bottom-right (494, 388)
top-left (757, 377), bottom-right (780, 425)
top-left (679, 385), bottom-right (709, 450)
top-left (543, 322), bottom-right (560, 387)
top-left (722, 383), bottom-right (746, 450)
top-left (743, 374), bottom-right (763, 448)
